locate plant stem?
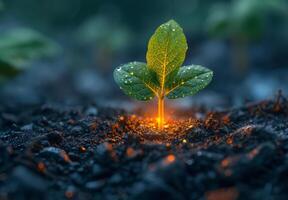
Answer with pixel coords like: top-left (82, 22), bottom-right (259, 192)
top-left (158, 96), bottom-right (165, 129)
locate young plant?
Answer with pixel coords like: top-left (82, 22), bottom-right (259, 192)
top-left (114, 20), bottom-right (213, 128)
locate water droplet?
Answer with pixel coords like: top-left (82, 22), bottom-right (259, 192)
top-left (130, 72), bottom-right (134, 75)
top-left (172, 28), bottom-right (175, 31)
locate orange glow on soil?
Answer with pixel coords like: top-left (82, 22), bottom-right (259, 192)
top-left (165, 154), bottom-right (176, 163)
top-left (120, 114), bottom-right (199, 141)
top-left (37, 162), bottom-right (46, 173)
top-left (126, 147), bottom-right (136, 158)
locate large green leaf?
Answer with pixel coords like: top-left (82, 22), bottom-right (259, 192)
top-left (113, 62), bottom-right (159, 101)
top-left (166, 65), bottom-right (213, 99)
top-left (146, 20), bottom-right (187, 88)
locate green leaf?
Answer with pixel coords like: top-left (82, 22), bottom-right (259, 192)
top-left (113, 62), bottom-right (159, 101)
top-left (76, 16), bottom-right (132, 51)
top-left (146, 20), bottom-right (187, 88)
top-left (166, 65), bottom-right (213, 99)
top-left (0, 59), bottom-right (21, 77)
top-left (0, 28), bottom-right (61, 82)
top-left (0, 28), bottom-right (61, 69)
top-left (0, 1), bottom-right (3, 11)
top-left (207, 0), bottom-right (288, 40)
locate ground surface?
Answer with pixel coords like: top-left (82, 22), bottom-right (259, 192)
top-left (0, 94), bottom-right (288, 200)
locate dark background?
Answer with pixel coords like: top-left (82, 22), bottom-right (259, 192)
top-left (0, 0), bottom-right (288, 110)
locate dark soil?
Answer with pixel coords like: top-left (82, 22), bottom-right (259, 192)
top-left (1, 94), bottom-right (288, 200)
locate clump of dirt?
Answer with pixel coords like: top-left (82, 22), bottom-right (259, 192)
top-left (0, 94), bottom-right (288, 200)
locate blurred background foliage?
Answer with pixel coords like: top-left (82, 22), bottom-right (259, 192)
top-left (0, 28), bottom-right (60, 75)
top-left (0, 0), bottom-right (287, 108)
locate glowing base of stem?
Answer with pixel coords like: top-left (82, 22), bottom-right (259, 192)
top-left (157, 97), bottom-right (165, 129)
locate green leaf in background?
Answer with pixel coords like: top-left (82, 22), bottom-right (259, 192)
top-left (0, 27), bottom-right (61, 79)
top-left (0, 0), bottom-right (4, 10)
top-left (166, 65), bottom-right (213, 99)
top-left (146, 20), bottom-right (187, 90)
top-left (113, 62), bottom-right (158, 101)
top-left (207, 0), bottom-right (288, 39)
top-left (0, 60), bottom-right (21, 77)
top-left (0, 1), bottom-right (3, 11)
top-left (76, 16), bottom-right (132, 51)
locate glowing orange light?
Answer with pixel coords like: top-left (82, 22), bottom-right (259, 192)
top-left (124, 113), bottom-right (199, 139)
top-left (65, 190), bottom-right (74, 199)
top-left (165, 154), bottom-right (176, 163)
top-left (126, 147), bottom-right (135, 158)
top-left (157, 97), bottom-right (165, 129)
top-left (226, 137), bottom-right (233, 145)
top-left (221, 159), bottom-right (229, 168)
top-left (119, 116), bottom-right (125, 121)
top-left (79, 146), bottom-right (86, 153)
top-left (37, 162), bottom-right (45, 173)
top-left (131, 114), bottom-right (136, 119)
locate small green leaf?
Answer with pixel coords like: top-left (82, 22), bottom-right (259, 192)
top-left (166, 65), bottom-right (213, 99)
top-left (146, 20), bottom-right (187, 88)
top-left (113, 62), bottom-right (159, 101)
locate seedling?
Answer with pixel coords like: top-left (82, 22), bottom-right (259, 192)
top-left (114, 20), bottom-right (213, 128)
